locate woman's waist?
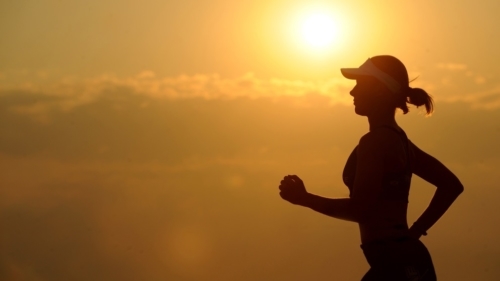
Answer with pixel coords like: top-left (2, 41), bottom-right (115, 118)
top-left (360, 234), bottom-right (413, 250)
top-left (359, 220), bottom-right (410, 245)
top-left (361, 200), bottom-right (408, 218)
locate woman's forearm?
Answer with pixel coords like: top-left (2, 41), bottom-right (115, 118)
top-left (410, 187), bottom-right (463, 235)
top-left (299, 193), bottom-right (358, 222)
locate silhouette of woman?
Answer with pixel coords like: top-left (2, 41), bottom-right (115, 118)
top-left (278, 55), bottom-right (464, 281)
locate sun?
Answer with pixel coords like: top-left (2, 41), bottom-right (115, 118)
top-left (300, 12), bottom-right (340, 50)
top-left (286, 7), bottom-right (348, 56)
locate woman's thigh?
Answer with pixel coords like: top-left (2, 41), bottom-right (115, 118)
top-left (361, 238), bottom-right (437, 281)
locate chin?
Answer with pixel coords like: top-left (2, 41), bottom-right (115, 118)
top-left (354, 106), bottom-right (369, 116)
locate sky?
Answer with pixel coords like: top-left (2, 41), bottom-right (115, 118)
top-left (1, 0), bottom-right (500, 280)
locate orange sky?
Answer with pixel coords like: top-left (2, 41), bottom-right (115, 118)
top-left (1, 1), bottom-right (500, 280)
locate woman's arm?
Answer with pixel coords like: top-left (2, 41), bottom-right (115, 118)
top-left (280, 132), bottom-right (387, 223)
top-left (409, 141), bottom-right (464, 236)
top-left (279, 175), bottom-right (357, 221)
top-left (300, 193), bottom-right (357, 222)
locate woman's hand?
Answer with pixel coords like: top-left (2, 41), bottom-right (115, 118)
top-left (279, 175), bottom-right (309, 206)
top-left (407, 227), bottom-right (422, 240)
top-left (408, 223), bottom-right (427, 240)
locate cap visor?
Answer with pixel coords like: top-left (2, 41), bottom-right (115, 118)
top-left (341, 68), bottom-right (367, 79)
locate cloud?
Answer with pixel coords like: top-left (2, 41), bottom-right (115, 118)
top-left (2, 68), bottom-right (500, 125)
top-left (430, 63), bottom-right (499, 105)
top-left (444, 85), bottom-right (500, 110)
top-left (436, 63), bottom-right (468, 71)
top-left (0, 72), bottom-right (355, 121)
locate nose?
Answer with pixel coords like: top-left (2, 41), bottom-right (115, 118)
top-left (350, 88), bottom-right (356, 97)
top-left (349, 84), bottom-right (357, 97)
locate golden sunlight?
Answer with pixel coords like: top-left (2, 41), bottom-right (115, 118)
top-left (286, 5), bottom-right (349, 58)
top-left (300, 12), bottom-right (339, 50)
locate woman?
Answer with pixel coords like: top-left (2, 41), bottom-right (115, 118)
top-left (278, 55), bottom-right (464, 281)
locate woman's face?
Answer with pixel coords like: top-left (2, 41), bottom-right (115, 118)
top-left (350, 76), bottom-right (393, 116)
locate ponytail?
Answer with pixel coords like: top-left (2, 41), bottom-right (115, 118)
top-left (398, 87), bottom-right (434, 116)
top-left (407, 87), bottom-right (434, 115)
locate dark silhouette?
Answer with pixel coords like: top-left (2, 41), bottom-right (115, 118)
top-left (278, 55), bottom-right (464, 280)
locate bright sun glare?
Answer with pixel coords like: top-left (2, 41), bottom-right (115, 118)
top-left (289, 7), bottom-right (347, 55)
top-left (301, 13), bottom-right (339, 49)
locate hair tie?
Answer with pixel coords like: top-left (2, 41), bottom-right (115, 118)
top-left (404, 86), bottom-right (413, 97)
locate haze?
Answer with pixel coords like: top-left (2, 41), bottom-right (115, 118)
top-left (1, 0), bottom-right (499, 280)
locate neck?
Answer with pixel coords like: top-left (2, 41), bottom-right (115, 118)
top-left (367, 110), bottom-right (398, 131)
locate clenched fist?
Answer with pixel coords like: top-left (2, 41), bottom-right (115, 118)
top-left (279, 175), bottom-right (309, 205)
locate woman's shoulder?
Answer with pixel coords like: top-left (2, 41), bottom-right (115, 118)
top-left (357, 131), bottom-right (390, 154)
top-left (360, 126), bottom-right (403, 147)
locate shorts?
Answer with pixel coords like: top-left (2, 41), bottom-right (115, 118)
top-left (360, 237), bottom-right (437, 281)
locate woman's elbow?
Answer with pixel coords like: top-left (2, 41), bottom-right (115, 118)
top-left (444, 181), bottom-right (464, 196)
top-left (439, 176), bottom-right (464, 195)
top-left (451, 177), bottom-right (464, 194)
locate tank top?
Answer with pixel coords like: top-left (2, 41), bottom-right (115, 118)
top-left (342, 126), bottom-right (412, 202)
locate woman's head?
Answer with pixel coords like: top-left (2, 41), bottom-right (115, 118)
top-left (341, 55), bottom-right (434, 116)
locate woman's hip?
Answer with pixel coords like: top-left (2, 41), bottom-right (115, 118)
top-left (360, 237), bottom-right (437, 280)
